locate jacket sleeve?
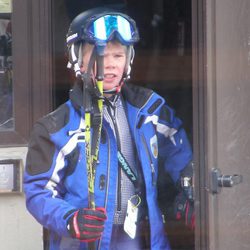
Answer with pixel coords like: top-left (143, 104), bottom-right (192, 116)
top-left (157, 104), bottom-right (193, 183)
top-left (24, 122), bottom-right (76, 237)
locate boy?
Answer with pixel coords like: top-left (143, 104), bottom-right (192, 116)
top-left (24, 7), bottom-right (194, 250)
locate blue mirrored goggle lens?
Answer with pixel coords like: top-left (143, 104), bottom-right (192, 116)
top-left (90, 15), bottom-right (134, 42)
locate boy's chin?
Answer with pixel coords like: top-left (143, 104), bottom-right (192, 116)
top-left (103, 85), bottom-right (117, 91)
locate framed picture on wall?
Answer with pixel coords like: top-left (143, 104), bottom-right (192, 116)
top-left (0, 0), bottom-right (12, 14)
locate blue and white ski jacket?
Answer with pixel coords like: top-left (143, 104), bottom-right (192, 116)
top-left (24, 82), bottom-right (192, 250)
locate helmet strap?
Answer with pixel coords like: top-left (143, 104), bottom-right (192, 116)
top-left (102, 78), bottom-right (126, 95)
top-left (124, 46), bottom-right (135, 79)
top-left (69, 44), bottom-right (81, 77)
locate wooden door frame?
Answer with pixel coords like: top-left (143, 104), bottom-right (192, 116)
top-left (192, 0), bottom-right (210, 249)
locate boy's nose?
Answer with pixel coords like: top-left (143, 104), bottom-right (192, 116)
top-left (104, 56), bottom-right (115, 68)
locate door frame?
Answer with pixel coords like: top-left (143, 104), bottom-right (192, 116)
top-left (10, 0), bottom-right (210, 248)
top-left (192, 0), bottom-right (210, 249)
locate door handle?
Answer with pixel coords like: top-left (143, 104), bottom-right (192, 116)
top-left (210, 168), bottom-right (243, 194)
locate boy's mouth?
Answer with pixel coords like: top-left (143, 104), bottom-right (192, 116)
top-left (104, 73), bottom-right (116, 79)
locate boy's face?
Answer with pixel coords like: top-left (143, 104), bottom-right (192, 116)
top-left (81, 41), bottom-right (127, 95)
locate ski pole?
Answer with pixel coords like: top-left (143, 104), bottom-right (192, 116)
top-left (86, 45), bottom-right (104, 250)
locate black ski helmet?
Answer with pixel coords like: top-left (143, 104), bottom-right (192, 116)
top-left (66, 7), bottom-right (140, 79)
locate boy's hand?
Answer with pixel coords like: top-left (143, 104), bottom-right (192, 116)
top-left (67, 207), bottom-right (107, 242)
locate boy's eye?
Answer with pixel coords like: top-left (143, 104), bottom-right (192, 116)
top-left (115, 54), bottom-right (125, 58)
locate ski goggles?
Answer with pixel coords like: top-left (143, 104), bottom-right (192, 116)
top-left (83, 14), bottom-right (140, 45)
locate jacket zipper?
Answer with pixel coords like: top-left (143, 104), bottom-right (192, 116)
top-left (141, 133), bottom-right (156, 185)
top-left (133, 93), bottom-right (157, 186)
top-left (133, 93), bottom-right (153, 137)
top-left (97, 127), bottom-right (111, 250)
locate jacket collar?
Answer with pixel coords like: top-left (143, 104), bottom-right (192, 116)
top-left (69, 80), bottom-right (154, 111)
top-left (121, 83), bottom-right (153, 109)
top-left (69, 79), bottom-right (84, 111)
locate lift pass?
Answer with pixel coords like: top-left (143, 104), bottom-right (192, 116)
top-left (124, 199), bottom-right (138, 239)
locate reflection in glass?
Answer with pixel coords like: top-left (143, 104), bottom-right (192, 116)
top-left (0, 16), bottom-right (13, 130)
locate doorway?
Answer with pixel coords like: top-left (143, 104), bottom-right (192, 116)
top-left (51, 1), bottom-right (194, 249)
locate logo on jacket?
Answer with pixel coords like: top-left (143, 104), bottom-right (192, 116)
top-left (150, 135), bottom-right (158, 159)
